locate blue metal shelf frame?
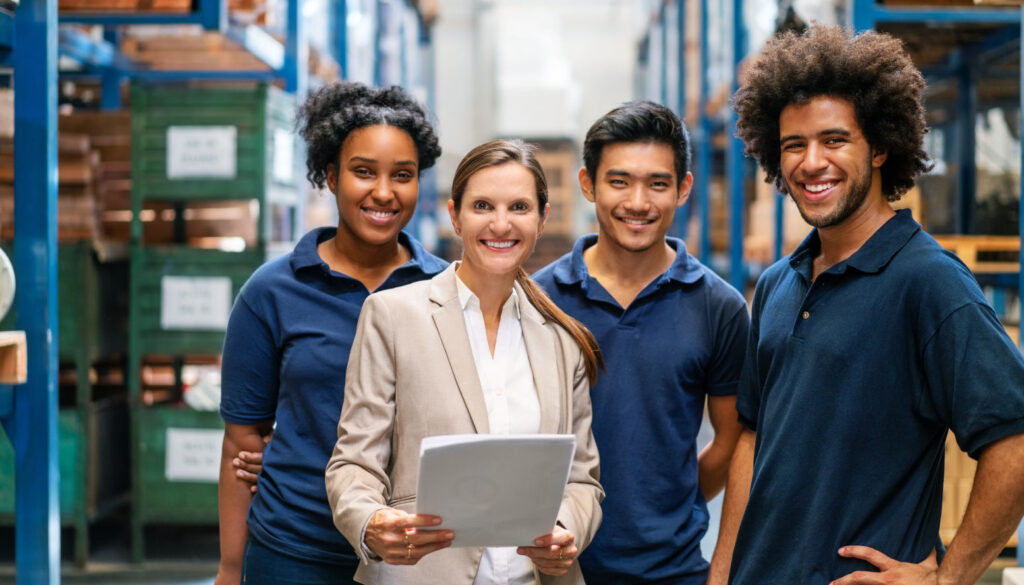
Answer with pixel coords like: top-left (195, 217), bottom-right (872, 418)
top-left (672, 0), bottom-right (691, 240)
top-left (57, 0), bottom-right (315, 107)
top-left (686, 0), bottom-right (749, 289)
top-left (850, 0), bottom-right (1024, 351)
top-left (60, 0), bottom-right (225, 29)
top-left (697, 0), bottom-right (712, 266)
top-left (0, 0), bottom-right (62, 582)
top-left (334, 0), bottom-right (348, 80)
top-left (726, 0), bottom-right (747, 291)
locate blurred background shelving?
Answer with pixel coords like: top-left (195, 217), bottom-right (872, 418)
top-left (0, 0), bottom-right (1020, 582)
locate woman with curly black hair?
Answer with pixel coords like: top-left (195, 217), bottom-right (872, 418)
top-left (216, 82), bottom-right (447, 585)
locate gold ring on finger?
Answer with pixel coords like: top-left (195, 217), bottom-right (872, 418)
top-left (407, 544), bottom-right (413, 559)
top-left (404, 533), bottom-right (409, 547)
top-left (558, 549), bottom-right (564, 561)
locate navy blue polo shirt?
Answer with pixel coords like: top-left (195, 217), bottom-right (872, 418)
top-left (534, 235), bottom-right (749, 585)
top-left (731, 209), bottom-right (1024, 585)
top-left (220, 227), bottom-right (446, 564)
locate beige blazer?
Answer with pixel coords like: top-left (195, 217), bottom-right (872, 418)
top-left (325, 264), bottom-right (603, 585)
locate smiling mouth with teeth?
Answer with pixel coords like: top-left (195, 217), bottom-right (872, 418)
top-left (804, 182), bottom-right (836, 193)
top-left (484, 240), bottom-right (516, 249)
top-left (620, 217), bottom-right (654, 225)
top-left (364, 208), bottom-right (398, 218)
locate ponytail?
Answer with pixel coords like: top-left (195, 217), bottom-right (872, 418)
top-left (516, 268), bottom-right (603, 386)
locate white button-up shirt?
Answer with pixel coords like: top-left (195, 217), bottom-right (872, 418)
top-left (456, 271), bottom-right (540, 585)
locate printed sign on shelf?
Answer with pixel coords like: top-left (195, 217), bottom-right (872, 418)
top-left (160, 276), bottom-right (232, 331)
top-left (167, 126), bottom-right (237, 179)
top-left (273, 128), bottom-right (294, 183)
top-left (165, 428), bottom-right (223, 482)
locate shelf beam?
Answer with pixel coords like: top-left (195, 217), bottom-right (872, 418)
top-left (60, 0), bottom-right (225, 30)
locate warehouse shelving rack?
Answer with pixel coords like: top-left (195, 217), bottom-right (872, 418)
top-left (125, 79), bottom-right (300, 561)
top-left (637, 0), bottom-right (750, 293)
top-left (0, 0), bottom-right (439, 576)
top-left (0, 241), bottom-right (130, 567)
top-left (0, 1), bottom-right (63, 583)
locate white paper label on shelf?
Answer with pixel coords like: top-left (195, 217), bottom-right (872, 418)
top-left (165, 428), bottom-right (223, 482)
top-left (160, 276), bottom-right (232, 331)
top-left (167, 126), bottom-right (238, 179)
top-left (273, 128), bottom-right (294, 183)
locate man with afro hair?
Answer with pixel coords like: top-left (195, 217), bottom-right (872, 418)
top-left (711, 24), bottom-right (1024, 585)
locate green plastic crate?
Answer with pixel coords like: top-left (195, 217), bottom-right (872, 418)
top-left (129, 245), bottom-right (264, 356)
top-left (134, 406), bottom-right (223, 523)
top-left (130, 82), bottom-right (299, 244)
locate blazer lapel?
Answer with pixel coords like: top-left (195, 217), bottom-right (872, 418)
top-left (430, 267), bottom-right (491, 434)
top-left (518, 283), bottom-right (562, 435)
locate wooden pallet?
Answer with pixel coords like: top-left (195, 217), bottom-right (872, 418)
top-left (121, 31), bottom-right (273, 72)
top-left (932, 234), bottom-right (1020, 274)
top-left (59, 0), bottom-right (192, 12)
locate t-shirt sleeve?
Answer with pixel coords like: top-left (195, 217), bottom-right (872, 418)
top-left (735, 278), bottom-right (767, 431)
top-left (706, 299), bottom-right (751, 397)
top-left (219, 294), bottom-right (280, 425)
top-left (919, 301), bottom-right (1024, 459)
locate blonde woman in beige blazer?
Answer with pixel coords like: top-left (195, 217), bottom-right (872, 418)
top-left (325, 140), bottom-right (604, 585)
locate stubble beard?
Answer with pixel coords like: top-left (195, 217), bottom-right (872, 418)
top-left (787, 159), bottom-right (874, 230)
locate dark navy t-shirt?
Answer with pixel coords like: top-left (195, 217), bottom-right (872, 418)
top-left (534, 235), bottom-right (749, 585)
top-left (219, 227), bottom-right (446, 564)
top-left (731, 210), bottom-right (1024, 584)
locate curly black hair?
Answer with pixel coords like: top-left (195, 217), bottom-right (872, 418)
top-left (583, 101), bottom-right (691, 186)
top-left (296, 82), bottom-right (441, 190)
top-left (733, 25), bottom-right (932, 201)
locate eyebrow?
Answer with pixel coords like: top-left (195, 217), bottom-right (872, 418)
top-left (349, 156), bottom-right (418, 167)
top-left (604, 169), bottom-right (675, 181)
top-left (780, 128), bottom-right (852, 145)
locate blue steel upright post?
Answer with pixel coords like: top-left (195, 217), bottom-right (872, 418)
top-left (334, 0), bottom-right (348, 79)
top-left (726, 0), bottom-right (747, 290)
top-left (697, 0), bottom-right (711, 265)
top-left (675, 0), bottom-right (690, 239)
top-left (12, 0), bottom-right (60, 582)
top-left (285, 0), bottom-right (308, 99)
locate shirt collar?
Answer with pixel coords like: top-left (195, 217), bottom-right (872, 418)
top-left (289, 227), bottom-right (447, 276)
top-left (454, 263), bottom-right (521, 319)
top-left (552, 234), bottom-right (705, 286)
top-left (789, 208), bottom-right (921, 275)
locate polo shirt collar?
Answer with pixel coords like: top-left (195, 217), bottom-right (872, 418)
top-left (789, 208), bottom-right (921, 275)
top-left (289, 227), bottom-right (447, 276)
top-left (552, 234), bottom-right (705, 286)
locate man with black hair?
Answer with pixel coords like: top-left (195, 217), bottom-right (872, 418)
top-left (534, 101), bottom-right (749, 585)
top-left (715, 24), bottom-right (1024, 585)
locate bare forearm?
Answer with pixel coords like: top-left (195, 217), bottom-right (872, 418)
top-left (938, 433), bottom-right (1024, 585)
top-left (698, 441), bottom-right (733, 500)
top-left (700, 395), bottom-right (744, 501)
top-left (218, 423), bottom-right (273, 579)
top-left (708, 428), bottom-right (755, 585)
